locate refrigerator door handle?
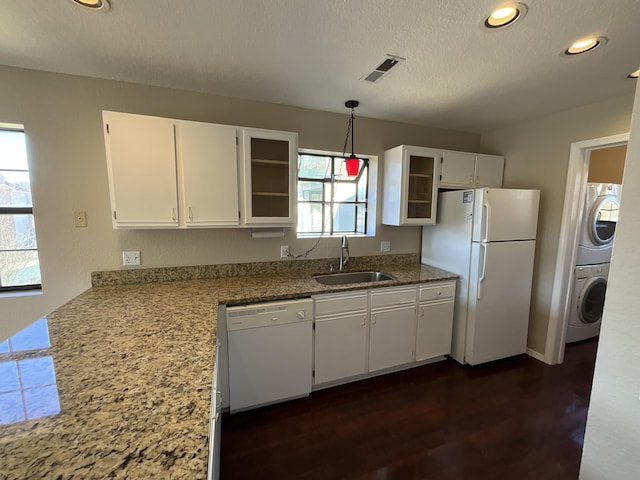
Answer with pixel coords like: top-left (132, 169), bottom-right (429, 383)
top-left (478, 243), bottom-right (487, 300)
top-left (482, 200), bottom-right (491, 242)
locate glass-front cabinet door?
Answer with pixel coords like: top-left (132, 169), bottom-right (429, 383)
top-left (406, 153), bottom-right (435, 220)
top-left (241, 128), bottom-right (297, 225)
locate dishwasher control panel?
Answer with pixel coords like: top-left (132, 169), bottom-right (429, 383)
top-left (226, 299), bottom-right (313, 331)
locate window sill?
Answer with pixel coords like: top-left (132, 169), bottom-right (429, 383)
top-left (0, 289), bottom-right (43, 299)
top-left (296, 233), bottom-right (372, 239)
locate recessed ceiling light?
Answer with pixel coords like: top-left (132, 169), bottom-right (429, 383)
top-left (484, 3), bottom-right (527, 29)
top-left (564, 37), bottom-right (606, 55)
top-left (628, 69), bottom-right (640, 79)
top-left (70, 0), bottom-right (110, 10)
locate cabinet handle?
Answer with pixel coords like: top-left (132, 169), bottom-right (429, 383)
top-left (436, 291), bottom-right (442, 296)
top-left (475, 175), bottom-right (480, 185)
top-left (172, 208), bottom-right (177, 221)
top-left (212, 413), bottom-right (220, 421)
top-left (361, 314), bottom-right (366, 327)
top-left (373, 313), bottom-right (377, 325)
top-left (188, 206), bottom-right (193, 222)
top-left (469, 175), bottom-right (474, 185)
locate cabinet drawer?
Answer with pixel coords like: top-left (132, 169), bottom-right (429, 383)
top-left (314, 291), bottom-right (368, 316)
top-left (419, 282), bottom-right (455, 302)
top-left (370, 286), bottom-right (416, 309)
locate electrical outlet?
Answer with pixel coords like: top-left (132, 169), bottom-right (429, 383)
top-left (74, 211), bottom-right (88, 228)
top-left (122, 251), bottom-right (141, 266)
top-left (380, 241), bottom-right (391, 252)
top-left (280, 245), bottom-right (289, 258)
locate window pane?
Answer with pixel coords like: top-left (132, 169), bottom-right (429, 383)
top-left (298, 155), bottom-right (330, 179)
top-left (357, 169), bottom-right (367, 200)
top-left (0, 170), bottom-right (33, 207)
top-left (297, 203), bottom-right (323, 233)
top-left (0, 130), bottom-right (28, 171)
top-left (333, 181), bottom-right (357, 202)
top-left (0, 215), bottom-right (37, 250)
top-left (333, 203), bottom-right (356, 233)
top-left (0, 250), bottom-right (41, 287)
top-left (356, 205), bottom-right (367, 234)
top-left (297, 181), bottom-right (323, 201)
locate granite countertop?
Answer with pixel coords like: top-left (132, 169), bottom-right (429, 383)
top-left (0, 259), bottom-right (456, 479)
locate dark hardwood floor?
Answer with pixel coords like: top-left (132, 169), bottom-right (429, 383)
top-left (221, 339), bottom-right (598, 480)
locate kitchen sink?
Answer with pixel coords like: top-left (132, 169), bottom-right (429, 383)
top-left (314, 271), bottom-right (396, 286)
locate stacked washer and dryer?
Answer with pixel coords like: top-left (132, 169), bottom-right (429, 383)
top-left (566, 183), bottom-right (622, 343)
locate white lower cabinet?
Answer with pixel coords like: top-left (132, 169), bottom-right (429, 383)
top-left (315, 312), bottom-right (368, 384)
top-left (416, 300), bottom-right (455, 361)
top-left (313, 283), bottom-right (454, 386)
top-left (369, 304), bottom-right (417, 371)
top-left (416, 282), bottom-right (456, 361)
top-left (313, 291), bottom-right (368, 385)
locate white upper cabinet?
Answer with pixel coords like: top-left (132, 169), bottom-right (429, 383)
top-left (382, 145), bottom-right (441, 226)
top-left (104, 111), bottom-right (179, 228)
top-left (474, 154), bottom-right (504, 188)
top-left (240, 128), bottom-right (297, 226)
top-left (104, 111), bottom-right (244, 229)
top-left (176, 121), bottom-right (239, 227)
top-left (440, 150), bottom-right (504, 189)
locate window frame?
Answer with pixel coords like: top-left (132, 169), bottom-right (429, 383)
top-left (297, 151), bottom-right (370, 237)
top-left (0, 126), bottom-right (42, 292)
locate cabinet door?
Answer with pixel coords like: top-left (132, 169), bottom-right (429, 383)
top-left (369, 304), bottom-right (417, 372)
top-left (474, 154), bottom-right (504, 187)
top-left (103, 111), bottom-right (179, 227)
top-left (176, 121), bottom-right (239, 227)
top-left (404, 148), bottom-right (439, 225)
top-left (416, 300), bottom-right (454, 361)
top-left (241, 128), bottom-right (297, 225)
top-left (440, 150), bottom-right (475, 188)
top-left (314, 312), bottom-right (368, 384)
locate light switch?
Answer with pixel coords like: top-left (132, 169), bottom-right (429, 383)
top-left (380, 241), bottom-right (391, 252)
top-left (74, 211), bottom-right (88, 228)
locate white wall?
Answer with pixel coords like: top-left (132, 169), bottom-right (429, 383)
top-left (480, 94), bottom-right (634, 354)
top-left (579, 78), bottom-right (640, 479)
top-left (0, 65), bottom-right (481, 341)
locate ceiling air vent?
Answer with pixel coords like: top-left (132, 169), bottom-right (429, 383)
top-left (362, 55), bottom-right (405, 83)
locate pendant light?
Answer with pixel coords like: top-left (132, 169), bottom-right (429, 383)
top-left (342, 100), bottom-right (360, 177)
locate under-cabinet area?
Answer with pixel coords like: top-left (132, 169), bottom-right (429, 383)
top-left (102, 111), bottom-right (297, 229)
top-left (219, 280), bottom-right (456, 413)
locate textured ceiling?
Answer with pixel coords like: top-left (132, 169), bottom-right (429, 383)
top-left (0, 0), bottom-right (639, 132)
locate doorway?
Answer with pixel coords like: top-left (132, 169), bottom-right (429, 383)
top-left (545, 133), bottom-right (629, 365)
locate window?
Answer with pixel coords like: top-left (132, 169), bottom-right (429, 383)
top-left (297, 152), bottom-right (369, 236)
top-left (0, 126), bottom-right (41, 291)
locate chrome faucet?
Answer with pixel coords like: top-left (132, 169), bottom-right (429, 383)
top-left (339, 235), bottom-right (350, 272)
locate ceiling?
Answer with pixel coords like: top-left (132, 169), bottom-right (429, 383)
top-left (1, 0), bottom-right (639, 133)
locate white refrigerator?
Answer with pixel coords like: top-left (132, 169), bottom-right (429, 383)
top-left (421, 188), bottom-right (540, 365)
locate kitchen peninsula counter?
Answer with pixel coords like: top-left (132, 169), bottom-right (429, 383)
top-left (0, 257), bottom-right (456, 479)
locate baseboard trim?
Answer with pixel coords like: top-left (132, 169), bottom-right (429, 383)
top-left (526, 347), bottom-right (548, 364)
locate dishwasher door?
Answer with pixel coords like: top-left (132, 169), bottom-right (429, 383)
top-left (227, 299), bottom-right (313, 413)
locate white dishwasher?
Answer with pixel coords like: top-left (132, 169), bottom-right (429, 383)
top-left (227, 298), bottom-right (313, 413)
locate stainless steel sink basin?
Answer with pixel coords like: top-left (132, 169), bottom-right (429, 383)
top-left (314, 271), bottom-right (396, 285)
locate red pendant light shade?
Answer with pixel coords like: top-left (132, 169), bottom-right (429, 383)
top-left (345, 155), bottom-right (360, 176)
top-left (343, 100), bottom-right (360, 177)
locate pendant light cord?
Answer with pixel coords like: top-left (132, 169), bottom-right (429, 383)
top-left (342, 110), bottom-right (353, 158)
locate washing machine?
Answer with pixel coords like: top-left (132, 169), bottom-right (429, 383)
top-left (575, 183), bottom-right (621, 265)
top-left (566, 263), bottom-right (609, 343)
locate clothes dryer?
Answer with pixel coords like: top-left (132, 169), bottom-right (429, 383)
top-left (566, 263), bottom-right (609, 343)
top-left (575, 183), bottom-right (621, 265)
